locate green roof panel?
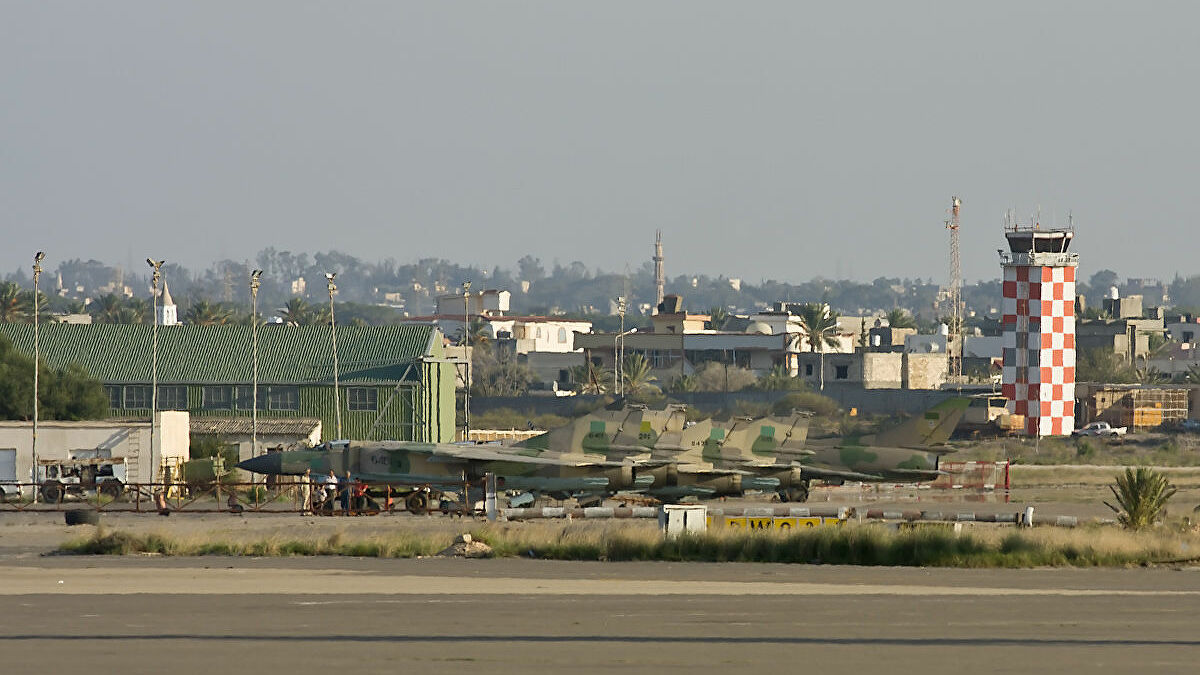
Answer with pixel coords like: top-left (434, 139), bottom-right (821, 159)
top-left (0, 323), bottom-right (437, 385)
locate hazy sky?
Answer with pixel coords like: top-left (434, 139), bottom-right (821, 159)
top-left (3, 2), bottom-right (1197, 285)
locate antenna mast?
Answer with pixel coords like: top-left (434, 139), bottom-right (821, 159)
top-left (653, 230), bottom-right (665, 312)
top-left (947, 196), bottom-right (963, 384)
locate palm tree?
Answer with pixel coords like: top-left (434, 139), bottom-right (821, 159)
top-left (0, 282), bottom-right (28, 322)
top-left (89, 294), bottom-right (125, 323)
top-left (1105, 467), bottom-right (1176, 530)
top-left (757, 365), bottom-right (797, 391)
top-left (184, 299), bottom-right (234, 325)
top-left (570, 362), bottom-right (613, 395)
top-left (794, 303), bottom-right (841, 391)
top-left (707, 306), bottom-right (730, 331)
top-left (124, 297), bottom-right (151, 324)
top-left (621, 353), bottom-right (660, 397)
top-left (465, 318), bottom-right (492, 347)
top-left (885, 308), bottom-right (916, 329)
top-left (669, 374), bottom-right (697, 393)
top-left (280, 297), bottom-right (316, 326)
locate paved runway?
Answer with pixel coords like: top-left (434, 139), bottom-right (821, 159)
top-left (3, 557), bottom-right (1200, 674)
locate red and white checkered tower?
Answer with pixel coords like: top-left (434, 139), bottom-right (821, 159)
top-left (1000, 220), bottom-right (1078, 436)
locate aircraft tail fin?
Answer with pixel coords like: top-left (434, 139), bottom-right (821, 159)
top-left (872, 397), bottom-right (969, 449)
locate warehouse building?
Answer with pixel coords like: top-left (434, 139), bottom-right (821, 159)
top-left (0, 323), bottom-right (456, 446)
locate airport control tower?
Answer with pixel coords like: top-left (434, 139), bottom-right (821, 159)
top-left (999, 221), bottom-right (1078, 436)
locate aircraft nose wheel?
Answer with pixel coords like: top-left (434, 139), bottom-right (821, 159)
top-left (780, 485), bottom-right (809, 503)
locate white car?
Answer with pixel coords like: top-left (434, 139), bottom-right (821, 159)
top-left (1071, 422), bottom-right (1128, 437)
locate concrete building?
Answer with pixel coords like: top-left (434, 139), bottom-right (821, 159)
top-left (1076, 317), bottom-right (1162, 364)
top-left (0, 412), bottom-right (190, 498)
top-left (999, 224), bottom-right (1078, 436)
top-left (793, 351), bottom-right (947, 390)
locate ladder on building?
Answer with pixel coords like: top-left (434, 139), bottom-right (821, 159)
top-left (125, 431), bottom-right (141, 484)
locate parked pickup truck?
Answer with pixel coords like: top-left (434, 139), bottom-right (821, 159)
top-left (1071, 422), bottom-right (1128, 437)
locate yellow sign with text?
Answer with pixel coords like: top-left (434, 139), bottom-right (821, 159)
top-left (710, 515), bottom-right (844, 529)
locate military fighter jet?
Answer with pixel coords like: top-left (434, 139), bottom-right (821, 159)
top-left (511, 397), bottom-right (969, 502)
top-left (235, 439), bottom-right (645, 513)
top-left (511, 404), bottom-right (791, 499)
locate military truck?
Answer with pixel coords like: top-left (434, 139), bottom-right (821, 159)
top-left (37, 457), bottom-right (126, 502)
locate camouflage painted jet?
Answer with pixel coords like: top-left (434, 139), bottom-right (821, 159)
top-left (510, 404), bottom-right (794, 499)
top-left (235, 439), bottom-right (646, 512)
top-left (511, 397), bottom-right (969, 502)
top-left (750, 396), bottom-right (970, 501)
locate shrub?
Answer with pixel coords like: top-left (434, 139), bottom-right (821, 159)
top-left (1105, 467), bottom-right (1177, 530)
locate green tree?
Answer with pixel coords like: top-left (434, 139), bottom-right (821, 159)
top-left (0, 336), bottom-right (108, 421)
top-left (1076, 348), bottom-right (1137, 384)
top-left (692, 362), bottom-right (757, 392)
top-left (757, 365), bottom-right (803, 391)
top-left (1104, 467), bottom-right (1176, 530)
top-left (280, 297), bottom-right (317, 326)
top-left (885, 308), bottom-right (916, 329)
top-left (707, 306), bottom-right (730, 330)
top-left (0, 282), bottom-right (30, 322)
top-left (184, 299), bottom-right (234, 325)
top-left (794, 303), bottom-right (841, 391)
top-left (569, 362), bottom-right (613, 395)
top-left (621, 353), bottom-right (660, 396)
top-left (472, 348), bottom-right (533, 397)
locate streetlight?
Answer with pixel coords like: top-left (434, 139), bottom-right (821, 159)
top-left (147, 257), bottom-right (165, 484)
top-left (614, 296), bottom-right (626, 395)
top-left (249, 270), bottom-right (263, 457)
top-left (462, 280), bottom-right (471, 441)
top-left (31, 251), bottom-right (44, 502)
top-left (326, 272), bottom-right (341, 439)
top-left (614, 327), bottom-right (637, 395)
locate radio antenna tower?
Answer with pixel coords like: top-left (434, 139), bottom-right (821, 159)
top-left (946, 196), bottom-right (963, 384)
top-left (653, 230), bottom-right (665, 312)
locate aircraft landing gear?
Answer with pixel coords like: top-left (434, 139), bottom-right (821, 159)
top-left (779, 482), bottom-right (810, 503)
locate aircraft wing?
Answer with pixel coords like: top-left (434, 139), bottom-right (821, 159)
top-left (794, 465), bottom-right (889, 482)
top-left (424, 445), bottom-right (575, 466)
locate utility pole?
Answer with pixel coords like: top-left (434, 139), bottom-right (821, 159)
top-left (31, 251), bottom-right (44, 502)
top-left (326, 273), bottom-right (341, 439)
top-left (947, 196), bottom-right (963, 385)
top-left (147, 258), bottom-right (165, 485)
top-left (250, 270), bottom-right (262, 456)
top-left (462, 281), bottom-right (471, 441)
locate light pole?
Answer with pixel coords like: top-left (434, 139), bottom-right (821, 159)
top-left (326, 272), bottom-right (341, 439)
top-left (614, 296), bottom-right (626, 395)
top-left (462, 280), bottom-right (471, 441)
top-left (31, 251), bottom-right (44, 501)
top-left (147, 258), bottom-right (165, 484)
top-left (250, 270), bottom-right (262, 457)
top-left (614, 328), bottom-right (637, 396)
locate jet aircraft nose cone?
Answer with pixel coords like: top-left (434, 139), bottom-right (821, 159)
top-left (235, 453), bottom-right (283, 475)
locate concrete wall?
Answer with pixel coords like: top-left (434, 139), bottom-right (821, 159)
top-left (862, 353), bottom-right (903, 389)
top-left (903, 353), bottom-right (949, 390)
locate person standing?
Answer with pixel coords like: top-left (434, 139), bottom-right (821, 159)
top-left (299, 468), bottom-right (312, 515)
top-left (341, 470), bottom-right (352, 514)
top-left (324, 470), bottom-right (339, 513)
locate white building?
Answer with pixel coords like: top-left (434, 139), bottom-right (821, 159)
top-left (0, 412), bottom-right (190, 499)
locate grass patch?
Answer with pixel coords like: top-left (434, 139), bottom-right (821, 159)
top-left (59, 521), bottom-right (1196, 567)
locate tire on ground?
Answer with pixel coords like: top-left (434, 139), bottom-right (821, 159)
top-left (99, 480), bottom-right (124, 499)
top-left (405, 491), bottom-right (429, 514)
top-left (41, 480), bottom-right (64, 503)
top-left (65, 509), bottom-right (100, 526)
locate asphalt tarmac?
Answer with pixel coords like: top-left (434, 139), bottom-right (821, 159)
top-left (3, 555), bottom-right (1200, 674)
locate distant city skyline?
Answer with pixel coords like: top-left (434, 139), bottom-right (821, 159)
top-left (4, 3), bottom-right (1198, 284)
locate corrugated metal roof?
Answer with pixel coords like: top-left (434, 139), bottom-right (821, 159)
top-left (0, 323), bottom-right (435, 385)
top-left (190, 417), bottom-right (322, 436)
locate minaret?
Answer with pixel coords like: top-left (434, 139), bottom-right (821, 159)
top-left (999, 217), bottom-right (1077, 436)
top-left (157, 282), bottom-right (179, 326)
top-left (653, 230), bottom-right (665, 311)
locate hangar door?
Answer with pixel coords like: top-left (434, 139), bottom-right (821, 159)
top-left (0, 449), bottom-right (16, 482)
